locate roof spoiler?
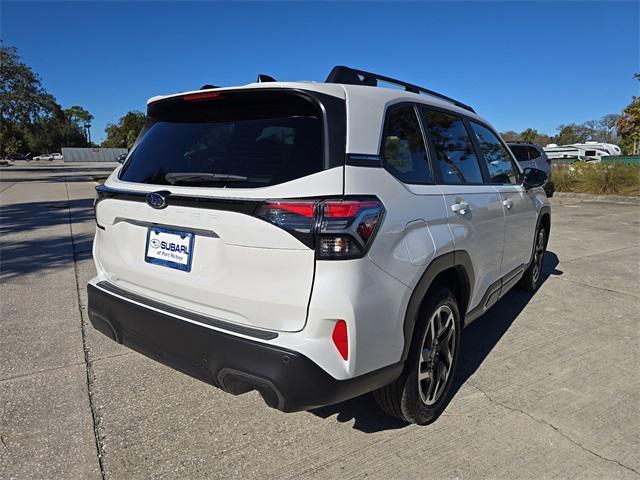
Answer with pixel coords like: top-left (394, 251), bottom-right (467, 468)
top-left (199, 74), bottom-right (275, 90)
top-left (325, 65), bottom-right (475, 113)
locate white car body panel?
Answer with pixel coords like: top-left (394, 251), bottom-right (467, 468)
top-left (96, 167), bottom-right (345, 333)
top-left (343, 165), bottom-right (453, 289)
top-left (493, 185), bottom-right (540, 272)
top-left (440, 185), bottom-right (505, 310)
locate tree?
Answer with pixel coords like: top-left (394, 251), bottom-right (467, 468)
top-left (618, 98), bottom-right (640, 155)
top-left (554, 124), bottom-right (588, 145)
top-left (500, 130), bottom-right (520, 142)
top-left (520, 128), bottom-right (538, 143)
top-left (0, 43), bottom-right (91, 155)
top-left (0, 44), bottom-right (50, 154)
top-left (102, 111), bottom-right (146, 149)
top-left (597, 114), bottom-right (620, 143)
top-left (64, 105), bottom-right (94, 142)
top-left (617, 74), bottom-right (640, 155)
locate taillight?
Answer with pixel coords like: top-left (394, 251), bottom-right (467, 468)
top-left (256, 197), bottom-right (384, 260)
top-left (317, 199), bottom-right (384, 259)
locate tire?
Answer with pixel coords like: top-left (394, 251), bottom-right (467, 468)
top-left (544, 180), bottom-right (555, 198)
top-left (374, 287), bottom-right (461, 425)
top-left (518, 226), bottom-right (546, 291)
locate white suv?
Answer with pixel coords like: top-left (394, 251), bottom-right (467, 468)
top-left (88, 66), bottom-right (550, 424)
top-left (33, 152), bottom-right (63, 161)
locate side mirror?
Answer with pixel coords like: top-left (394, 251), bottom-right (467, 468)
top-left (116, 153), bottom-right (127, 164)
top-left (523, 167), bottom-right (547, 189)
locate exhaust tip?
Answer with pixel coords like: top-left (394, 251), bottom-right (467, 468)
top-left (217, 368), bottom-right (285, 410)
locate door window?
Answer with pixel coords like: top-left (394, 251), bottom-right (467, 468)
top-left (380, 105), bottom-right (433, 184)
top-left (470, 122), bottom-right (520, 185)
top-left (421, 108), bottom-right (483, 184)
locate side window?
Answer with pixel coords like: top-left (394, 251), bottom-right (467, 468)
top-left (421, 108), bottom-right (483, 184)
top-left (381, 105), bottom-right (433, 184)
top-left (508, 144), bottom-right (529, 163)
top-left (470, 122), bottom-right (520, 185)
top-left (528, 146), bottom-right (541, 160)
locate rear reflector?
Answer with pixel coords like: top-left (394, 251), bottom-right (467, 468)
top-left (332, 320), bottom-right (348, 360)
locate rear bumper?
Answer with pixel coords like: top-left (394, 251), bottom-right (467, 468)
top-left (87, 282), bottom-right (402, 412)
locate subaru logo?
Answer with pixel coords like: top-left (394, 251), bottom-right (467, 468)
top-left (146, 191), bottom-right (168, 209)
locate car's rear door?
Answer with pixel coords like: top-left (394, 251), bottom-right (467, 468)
top-left (94, 88), bottom-right (346, 333)
top-left (419, 107), bottom-right (506, 313)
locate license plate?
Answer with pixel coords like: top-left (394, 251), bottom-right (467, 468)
top-left (145, 226), bottom-right (195, 272)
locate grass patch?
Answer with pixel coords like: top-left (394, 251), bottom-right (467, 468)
top-left (551, 163), bottom-right (640, 196)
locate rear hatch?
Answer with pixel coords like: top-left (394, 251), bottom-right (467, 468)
top-left (94, 87), bottom-right (346, 332)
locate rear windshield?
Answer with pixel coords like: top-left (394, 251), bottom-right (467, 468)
top-left (119, 91), bottom-right (325, 188)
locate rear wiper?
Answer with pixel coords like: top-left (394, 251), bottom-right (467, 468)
top-left (165, 172), bottom-right (249, 185)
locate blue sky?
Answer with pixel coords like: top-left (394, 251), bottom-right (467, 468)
top-left (3, 1), bottom-right (638, 142)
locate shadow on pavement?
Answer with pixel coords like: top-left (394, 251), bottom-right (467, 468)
top-left (0, 198), bottom-right (95, 279)
top-left (309, 251), bottom-right (562, 433)
top-left (0, 234), bottom-right (94, 279)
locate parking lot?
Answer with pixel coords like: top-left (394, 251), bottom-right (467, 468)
top-left (1, 163), bottom-right (639, 479)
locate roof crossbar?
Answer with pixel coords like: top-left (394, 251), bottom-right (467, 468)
top-left (325, 65), bottom-right (475, 113)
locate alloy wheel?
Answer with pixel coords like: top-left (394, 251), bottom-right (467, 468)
top-left (418, 305), bottom-right (456, 406)
top-left (532, 228), bottom-right (546, 284)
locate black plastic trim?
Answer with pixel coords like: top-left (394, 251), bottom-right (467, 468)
top-left (529, 207), bottom-right (551, 264)
top-left (465, 264), bottom-right (526, 324)
top-left (325, 65), bottom-right (475, 113)
top-left (87, 283), bottom-right (403, 412)
top-left (345, 154), bottom-right (382, 168)
top-left (96, 281), bottom-right (278, 340)
top-left (95, 184), bottom-right (264, 215)
top-left (401, 251), bottom-right (474, 361)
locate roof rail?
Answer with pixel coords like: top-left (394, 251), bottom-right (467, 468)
top-left (325, 65), bottom-right (475, 113)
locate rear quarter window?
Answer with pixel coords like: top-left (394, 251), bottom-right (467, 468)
top-left (380, 105), bottom-right (433, 184)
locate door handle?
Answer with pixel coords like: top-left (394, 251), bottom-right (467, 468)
top-left (503, 199), bottom-right (514, 210)
top-left (451, 201), bottom-right (469, 215)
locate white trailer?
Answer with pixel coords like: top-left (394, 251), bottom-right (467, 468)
top-left (543, 142), bottom-right (621, 162)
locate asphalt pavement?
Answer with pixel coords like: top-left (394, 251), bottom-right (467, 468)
top-left (1, 163), bottom-right (638, 479)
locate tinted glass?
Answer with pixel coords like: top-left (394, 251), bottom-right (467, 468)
top-left (471, 122), bottom-right (519, 185)
top-left (509, 144), bottom-right (529, 162)
top-left (381, 105), bottom-right (433, 184)
top-left (527, 146), bottom-right (541, 160)
top-left (120, 93), bottom-right (323, 188)
top-left (421, 109), bottom-right (483, 184)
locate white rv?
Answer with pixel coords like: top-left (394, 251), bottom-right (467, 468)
top-left (544, 142), bottom-right (621, 162)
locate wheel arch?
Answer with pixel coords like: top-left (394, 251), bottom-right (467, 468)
top-left (539, 208), bottom-right (551, 248)
top-left (528, 206), bottom-right (551, 266)
top-left (400, 251), bottom-right (474, 361)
